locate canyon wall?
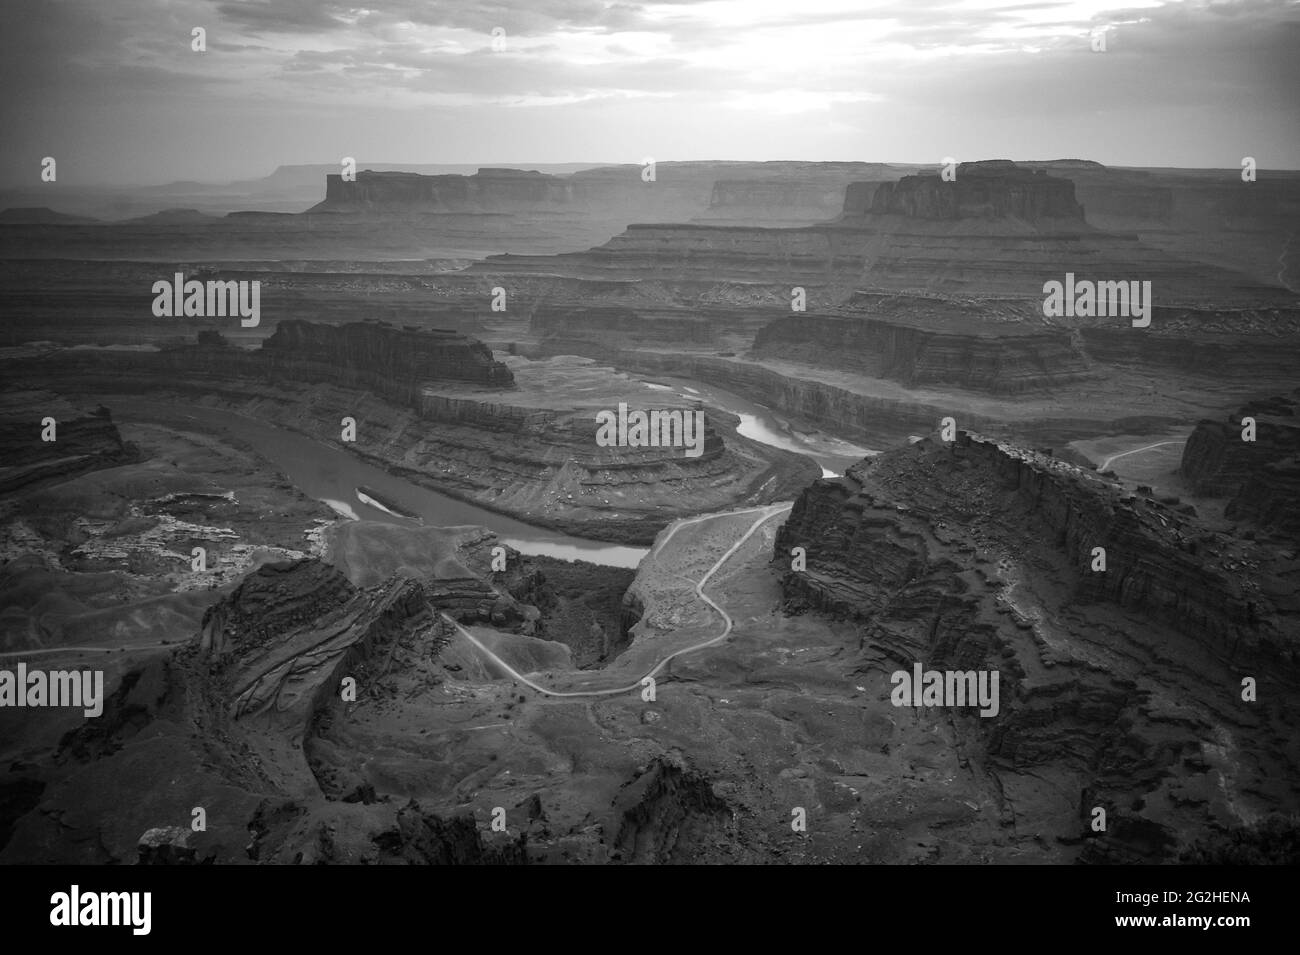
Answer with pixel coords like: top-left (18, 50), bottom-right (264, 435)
top-left (861, 160), bottom-right (1085, 222)
top-left (553, 348), bottom-right (1177, 447)
top-left (12, 325), bottom-right (815, 544)
top-left (320, 168), bottom-right (576, 210)
top-left (752, 314), bottom-right (1096, 394)
top-left (314, 162), bottom-right (906, 223)
top-left (0, 391), bottom-right (138, 493)
top-left (1180, 389), bottom-right (1300, 537)
top-left (778, 433), bottom-right (1288, 658)
top-left (259, 319), bottom-right (516, 398)
top-left (1081, 307), bottom-right (1300, 379)
top-left (773, 433), bottom-right (1299, 860)
top-left (481, 161), bottom-right (1285, 304)
top-left (700, 173), bottom-right (894, 224)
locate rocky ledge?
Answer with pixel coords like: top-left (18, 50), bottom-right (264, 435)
top-left (0, 390), bottom-right (139, 494)
top-left (1180, 389), bottom-right (1300, 537)
top-left (9, 330), bottom-right (814, 544)
top-left (851, 160), bottom-right (1086, 223)
top-left (774, 432), bottom-right (1299, 861)
top-left (261, 319), bottom-right (515, 395)
top-left (752, 310), bottom-right (1096, 395)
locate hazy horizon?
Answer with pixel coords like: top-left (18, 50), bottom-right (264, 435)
top-left (2, 0), bottom-right (1297, 189)
top-left (10, 156), bottom-right (1300, 195)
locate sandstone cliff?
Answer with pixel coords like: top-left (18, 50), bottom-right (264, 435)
top-left (313, 161), bottom-right (906, 225)
top-left (260, 319), bottom-right (515, 397)
top-left (0, 390), bottom-right (138, 493)
top-left (858, 160), bottom-right (1085, 223)
top-left (773, 433), bottom-right (1299, 860)
top-left (1180, 389), bottom-right (1300, 537)
top-left (479, 161), bottom-right (1284, 304)
top-left (15, 327), bottom-right (815, 544)
top-left (752, 312), bottom-right (1095, 395)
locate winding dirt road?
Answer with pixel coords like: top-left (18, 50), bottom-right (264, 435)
top-left (2, 503), bottom-right (793, 700)
top-left (1099, 440), bottom-right (1186, 472)
top-left (438, 502), bottom-right (793, 699)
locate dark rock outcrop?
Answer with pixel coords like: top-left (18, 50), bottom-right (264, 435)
top-left (752, 311), bottom-right (1095, 395)
top-left (1180, 389), bottom-right (1300, 537)
top-left (774, 433), bottom-right (1299, 861)
top-left (200, 559), bottom-right (356, 658)
top-left (858, 160), bottom-right (1085, 222)
top-left (370, 800), bottom-right (527, 864)
top-left (137, 826), bottom-right (198, 865)
top-left (612, 757), bottom-right (735, 864)
top-left (0, 391), bottom-right (138, 493)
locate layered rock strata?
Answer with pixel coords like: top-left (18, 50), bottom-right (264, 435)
top-left (10, 327), bottom-right (814, 544)
top-left (0, 391), bottom-right (138, 493)
top-left (774, 433), bottom-right (1299, 860)
top-left (1180, 389), bottom-right (1300, 537)
top-left (481, 161), bottom-right (1286, 304)
top-left (752, 313), bottom-right (1095, 394)
top-left (860, 160), bottom-right (1085, 222)
top-left (314, 162), bottom-right (905, 223)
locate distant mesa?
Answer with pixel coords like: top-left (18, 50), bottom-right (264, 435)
top-left (0, 206), bottom-right (101, 225)
top-left (121, 207), bottom-right (217, 224)
top-left (1022, 159), bottom-right (1108, 170)
top-left (313, 168), bottom-right (580, 212)
top-left (843, 160), bottom-right (1087, 224)
top-left (310, 161), bottom-right (916, 227)
top-left (478, 158), bottom-right (1284, 303)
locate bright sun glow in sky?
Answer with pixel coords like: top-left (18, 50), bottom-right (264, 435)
top-left (0, 0), bottom-right (1295, 184)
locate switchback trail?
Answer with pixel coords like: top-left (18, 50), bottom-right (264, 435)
top-left (437, 502), bottom-right (793, 699)
top-left (1099, 440), bottom-right (1186, 472)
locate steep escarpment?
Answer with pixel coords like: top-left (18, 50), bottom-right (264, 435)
top-left (774, 436), bottom-right (1294, 862)
top-left (752, 313), bottom-right (1095, 394)
top-left (485, 222), bottom-right (842, 284)
top-left (1180, 389), bottom-right (1300, 537)
top-left (1, 556), bottom-right (532, 863)
top-left (480, 161), bottom-right (1282, 303)
top-left (1079, 307), bottom-right (1300, 379)
top-left (10, 329), bottom-right (815, 544)
top-left (37, 321), bottom-right (514, 404)
top-left (315, 161), bottom-right (907, 224)
top-left (200, 560), bottom-right (433, 731)
top-left (857, 160), bottom-right (1085, 223)
top-left (0, 391), bottom-right (139, 493)
top-left (529, 303), bottom-right (761, 353)
top-left (317, 168), bottom-right (575, 210)
top-left (780, 433), bottom-right (1293, 666)
top-left (200, 558), bottom-right (356, 658)
top-left (774, 434), bottom-right (1300, 860)
top-left (526, 345), bottom-right (1182, 449)
top-left (260, 320), bottom-right (514, 393)
top-left (699, 165), bottom-right (898, 225)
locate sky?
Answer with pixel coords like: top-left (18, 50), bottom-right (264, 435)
top-left (1, 0), bottom-right (1297, 186)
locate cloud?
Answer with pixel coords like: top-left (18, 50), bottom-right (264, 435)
top-left (0, 0), bottom-right (1295, 186)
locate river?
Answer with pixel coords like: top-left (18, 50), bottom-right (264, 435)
top-left (639, 376), bottom-right (876, 476)
top-left (111, 378), bottom-right (874, 569)
top-left (112, 398), bottom-right (649, 567)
